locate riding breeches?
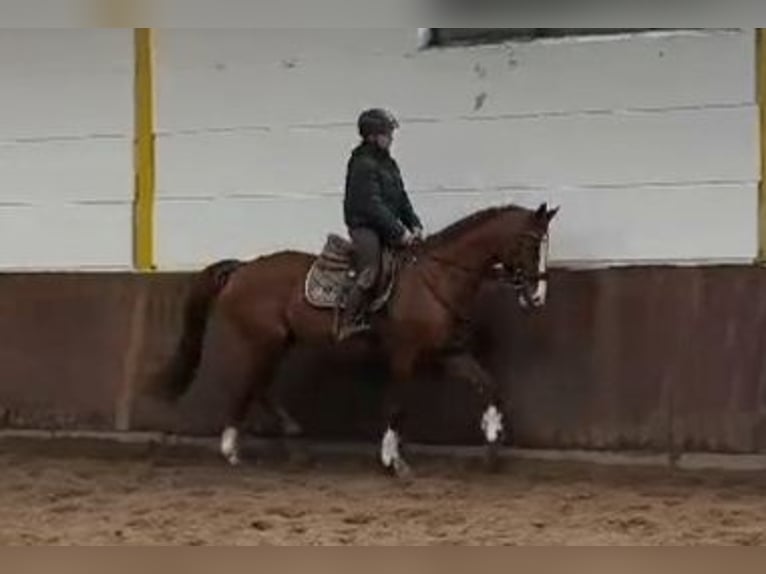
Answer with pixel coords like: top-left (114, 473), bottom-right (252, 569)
top-left (348, 227), bottom-right (382, 291)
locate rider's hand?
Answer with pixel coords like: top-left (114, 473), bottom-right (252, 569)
top-left (412, 226), bottom-right (424, 242)
top-left (399, 229), bottom-right (415, 247)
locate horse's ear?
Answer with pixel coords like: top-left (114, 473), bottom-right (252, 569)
top-left (547, 205), bottom-right (560, 221)
top-left (534, 202), bottom-right (548, 220)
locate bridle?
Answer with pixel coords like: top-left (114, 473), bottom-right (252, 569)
top-left (506, 230), bottom-right (550, 305)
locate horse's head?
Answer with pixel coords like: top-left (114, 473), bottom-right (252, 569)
top-left (497, 202), bottom-right (559, 309)
top-left (419, 202), bottom-right (559, 311)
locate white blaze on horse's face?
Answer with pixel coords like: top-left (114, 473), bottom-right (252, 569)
top-left (531, 234), bottom-right (549, 308)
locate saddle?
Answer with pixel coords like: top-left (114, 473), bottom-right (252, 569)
top-left (304, 234), bottom-right (399, 329)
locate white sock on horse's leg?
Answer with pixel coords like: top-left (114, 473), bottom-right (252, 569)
top-left (481, 404), bottom-right (504, 444)
top-left (221, 426), bottom-right (240, 466)
top-left (380, 427), bottom-right (400, 468)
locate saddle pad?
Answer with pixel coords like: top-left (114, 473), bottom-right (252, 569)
top-left (304, 233), bottom-right (397, 311)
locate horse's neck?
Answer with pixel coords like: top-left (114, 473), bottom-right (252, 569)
top-left (420, 226), bottom-right (501, 309)
top-left (427, 226), bottom-right (500, 273)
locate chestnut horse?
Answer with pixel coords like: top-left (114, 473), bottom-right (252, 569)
top-left (148, 202), bottom-right (558, 477)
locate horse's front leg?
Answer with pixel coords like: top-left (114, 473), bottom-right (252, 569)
top-left (443, 352), bottom-right (507, 471)
top-left (380, 349), bottom-right (418, 479)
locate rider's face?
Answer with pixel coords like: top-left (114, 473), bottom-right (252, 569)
top-left (374, 131), bottom-right (393, 150)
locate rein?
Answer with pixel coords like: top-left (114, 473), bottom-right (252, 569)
top-left (418, 248), bottom-right (549, 284)
top-left (419, 251), bottom-right (481, 276)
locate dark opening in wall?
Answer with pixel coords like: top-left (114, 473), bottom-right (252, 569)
top-left (426, 29), bottom-right (668, 48)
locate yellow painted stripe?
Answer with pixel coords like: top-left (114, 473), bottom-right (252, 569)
top-left (134, 28), bottom-right (156, 271)
top-left (758, 29), bottom-right (766, 262)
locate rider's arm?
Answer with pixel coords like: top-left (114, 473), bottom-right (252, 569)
top-left (348, 159), bottom-right (407, 243)
top-left (391, 159), bottom-right (422, 234)
top-left (399, 190), bottom-right (422, 234)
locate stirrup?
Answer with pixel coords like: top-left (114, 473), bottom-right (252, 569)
top-left (336, 305), bottom-right (370, 340)
top-left (336, 321), bottom-right (369, 341)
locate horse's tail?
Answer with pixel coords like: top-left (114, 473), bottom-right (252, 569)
top-left (150, 259), bottom-right (243, 401)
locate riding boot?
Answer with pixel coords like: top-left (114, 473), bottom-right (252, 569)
top-left (337, 282), bottom-right (369, 341)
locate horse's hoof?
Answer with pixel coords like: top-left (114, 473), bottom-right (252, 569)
top-left (484, 441), bottom-right (503, 473)
top-left (222, 448), bottom-right (242, 467)
top-left (392, 458), bottom-right (413, 481)
top-left (380, 459), bottom-right (412, 481)
top-left (283, 423), bottom-right (303, 438)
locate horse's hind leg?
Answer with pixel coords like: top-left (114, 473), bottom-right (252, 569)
top-left (220, 339), bottom-right (286, 466)
top-left (272, 403), bottom-right (303, 438)
top-left (259, 391), bottom-right (311, 467)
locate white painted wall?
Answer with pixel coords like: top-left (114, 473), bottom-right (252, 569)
top-left (0, 29), bottom-right (134, 270)
top-left (155, 28), bottom-right (759, 269)
top-left (0, 29), bottom-right (759, 270)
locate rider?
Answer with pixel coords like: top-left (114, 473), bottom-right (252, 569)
top-left (337, 108), bottom-right (424, 340)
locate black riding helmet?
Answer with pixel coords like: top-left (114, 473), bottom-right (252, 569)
top-left (358, 108), bottom-right (399, 138)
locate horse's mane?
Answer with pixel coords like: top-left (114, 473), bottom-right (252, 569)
top-left (424, 204), bottom-right (526, 248)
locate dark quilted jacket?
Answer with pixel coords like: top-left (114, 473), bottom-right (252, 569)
top-left (343, 142), bottom-right (422, 244)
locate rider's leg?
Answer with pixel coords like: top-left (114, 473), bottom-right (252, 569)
top-left (338, 227), bottom-right (381, 340)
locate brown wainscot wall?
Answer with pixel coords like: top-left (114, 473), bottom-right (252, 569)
top-left (2, 265), bottom-right (766, 455)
